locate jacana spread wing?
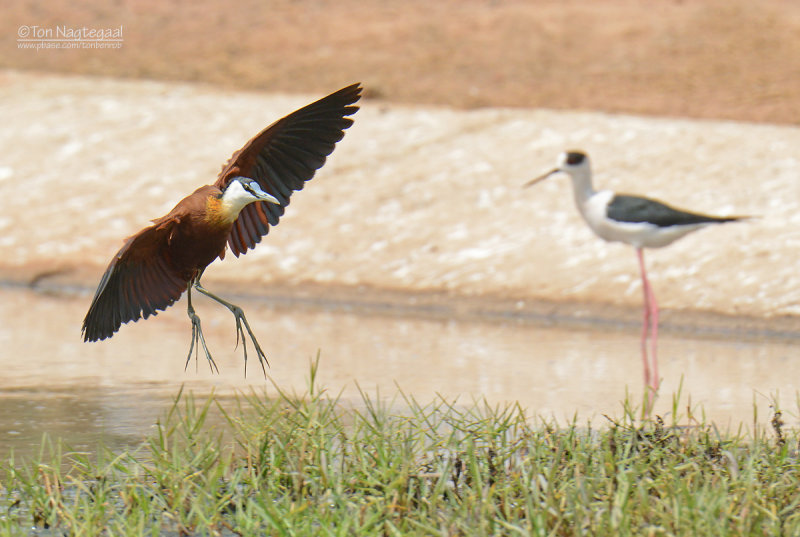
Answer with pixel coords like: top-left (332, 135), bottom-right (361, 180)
top-left (82, 221), bottom-right (189, 342)
top-left (215, 83), bottom-right (362, 257)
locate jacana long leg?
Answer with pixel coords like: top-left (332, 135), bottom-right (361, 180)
top-left (193, 281), bottom-right (269, 376)
top-left (185, 284), bottom-right (219, 373)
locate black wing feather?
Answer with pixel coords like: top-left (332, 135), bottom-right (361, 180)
top-left (216, 83), bottom-right (362, 257)
top-left (607, 194), bottom-right (740, 227)
top-left (82, 225), bottom-right (189, 342)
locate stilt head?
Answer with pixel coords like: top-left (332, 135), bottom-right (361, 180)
top-left (524, 150), bottom-right (590, 187)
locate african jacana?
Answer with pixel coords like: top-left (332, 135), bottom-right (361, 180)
top-left (82, 83), bottom-right (362, 374)
top-left (525, 150), bottom-right (746, 413)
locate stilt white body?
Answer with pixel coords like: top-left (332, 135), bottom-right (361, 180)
top-left (526, 151), bottom-right (744, 415)
top-left (580, 190), bottom-right (717, 248)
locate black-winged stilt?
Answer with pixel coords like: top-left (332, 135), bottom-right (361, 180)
top-left (525, 150), bottom-right (746, 412)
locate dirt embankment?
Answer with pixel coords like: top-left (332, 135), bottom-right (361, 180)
top-left (2, 1), bottom-right (799, 330)
top-left (0, 71), bottom-right (798, 332)
top-left (2, 0), bottom-right (799, 124)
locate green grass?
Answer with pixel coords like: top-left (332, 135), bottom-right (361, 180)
top-left (2, 359), bottom-right (800, 536)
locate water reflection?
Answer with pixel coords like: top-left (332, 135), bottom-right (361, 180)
top-left (0, 385), bottom-right (174, 457)
top-left (1, 287), bottom-right (799, 458)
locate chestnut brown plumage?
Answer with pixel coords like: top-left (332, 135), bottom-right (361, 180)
top-left (82, 83), bottom-right (362, 373)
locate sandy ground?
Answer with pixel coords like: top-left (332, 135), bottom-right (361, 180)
top-left (0, 70), bottom-right (798, 328)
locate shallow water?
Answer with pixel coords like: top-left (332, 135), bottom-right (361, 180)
top-left (1, 286), bottom-right (799, 459)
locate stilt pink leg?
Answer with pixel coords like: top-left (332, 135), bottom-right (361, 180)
top-left (636, 248), bottom-right (658, 414)
top-left (639, 277), bottom-right (652, 389)
top-left (647, 279), bottom-right (660, 395)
